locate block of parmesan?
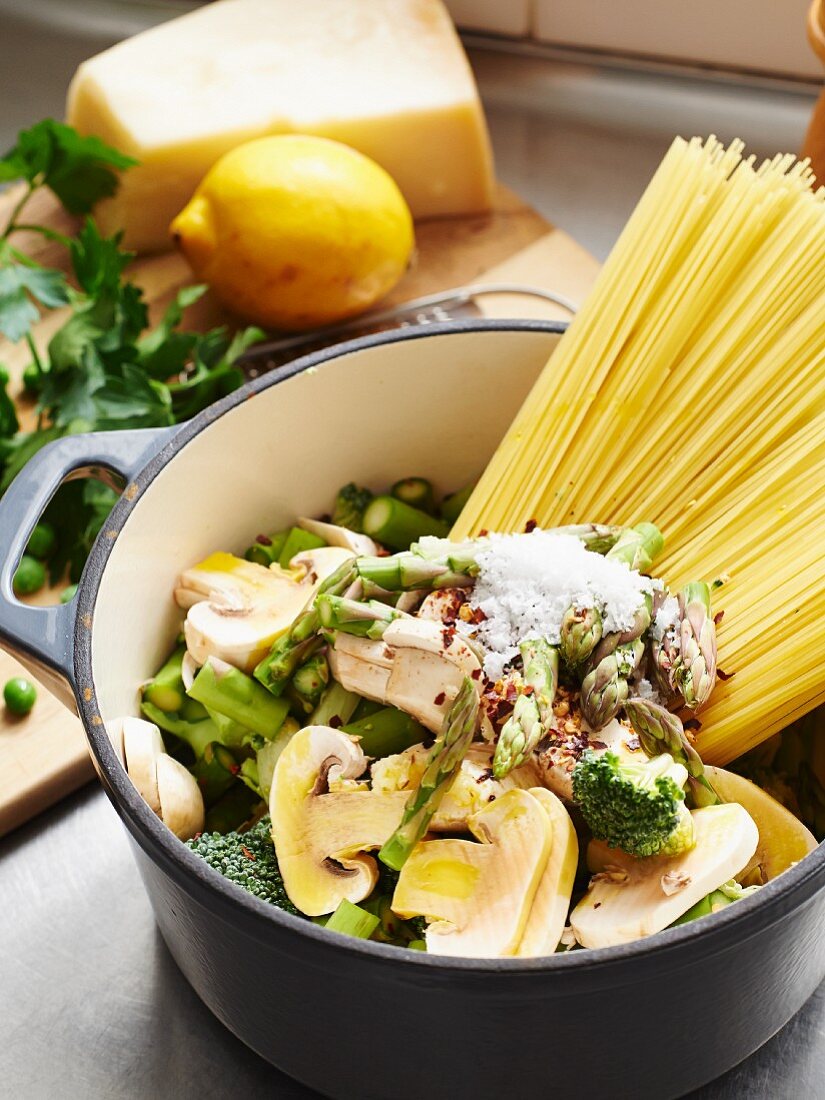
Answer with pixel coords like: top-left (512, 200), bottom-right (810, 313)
top-left (66, 0), bottom-right (495, 253)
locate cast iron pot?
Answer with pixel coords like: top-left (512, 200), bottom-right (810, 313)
top-left (1, 321), bottom-right (824, 1100)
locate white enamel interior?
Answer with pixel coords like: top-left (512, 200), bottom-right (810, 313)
top-left (90, 328), bottom-right (561, 722)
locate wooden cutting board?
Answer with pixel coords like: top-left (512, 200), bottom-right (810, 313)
top-left (0, 183), bottom-right (600, 837)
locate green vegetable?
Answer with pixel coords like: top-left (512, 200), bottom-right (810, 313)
top-left (309, 681), bottom-right (361, 727)
top-left (672, 880), bottom-right (760, 925)
top-left (624, 697), bottom-right (721, 808)
top-left (439, 480), bottom-right (476, 526)
top-left (362, 495), bottom-right (449, 550)
top-left (572, 749), bottom-right (694, 858)
top-left (255, 718), bottom-right (300, 800)
top-left (188, 659), bottom-right (289, 740)
top-left (672, 581), bottom-right (717, 709)
top-left (203, 782), bottom-right (263, 835)
top-left (254, 558), bottom-right (356, 695)
top-left (324, 899), bottom-right (380, 940)
top-left (13, 555), bottom-right (45, 596)
top-left (3, 676), bottom-right (37, 716)
top-left (605, 522), bottom-right (664, 572)
top-left (380, 676), bottom-right (479, 871)
top-left (244, 530), bottom-right (288, 567)
top-left (317, 594), bottom-right (404, 638)
top-left (139, 700), bottom-right (218, 760)
top-left (390, 477), bottom-right (435, 514)
top-left (493, 639), bottom-right (558, 779)
top-left (559, 605), bottom-right (602, 666)
top-left (59, 583), bottom-right (77, 604)
top-left (190, 742), bottom-right (239, 805)
top-left (186, 815), bottom-right (300, 914)
top-left (142, 645), bottom-right (186, 714)
top-left (0, 121), bottom-right (263, 584)
top-left (26, 521), bottom-right (56, 561)
top-left (21, 363), bottom-right (42, 395)
top-left (342, 707), bottom-right (426, 758)
top-left (331, 482), bottom-right (373, 532)
top-left (290, 651), bottom-right (329, 711)
top-left (278, 526), bottom-right (326, 569)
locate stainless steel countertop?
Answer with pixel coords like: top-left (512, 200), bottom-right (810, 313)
top-left (1, 33), bottom-right (823, 1098)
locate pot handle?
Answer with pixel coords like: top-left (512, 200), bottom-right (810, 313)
top-left (0, 426), bottom-right (178, 704)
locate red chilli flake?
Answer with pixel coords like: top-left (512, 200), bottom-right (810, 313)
top-left (255, 534), bottom-right (272, 546)
top-left (717, 668), bottom-right (734, 682)
top-left (477, 528), bottom-right (489, 537)
top-left (524, 518), bottom-right (538, 533)
top-left (240, 845), bottom-right (256, 861)
top-left (433, 692), bottom-right (446, 706)
top-left (470, 668), bottom-right (481, 680)
top-left (714, 610), bottom-right (725, 625)
top-left (329, 715), bottom-right (343, 729)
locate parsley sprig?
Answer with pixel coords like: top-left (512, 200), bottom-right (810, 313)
top-left (0, 121), bottom-right (262, 584)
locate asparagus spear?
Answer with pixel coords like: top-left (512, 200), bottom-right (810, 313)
top-left (289, 651), bottom-right (330, 713)
top-left (391, 477), bottom-right (436, 515)
top-left (254, 558), bottom-right (356, 695)
top-left (342, 706), bottom-right (426, 758)
top-left (440, 480), bottom-right (477, 526)
top-left (331, 483), bottom-right (373, 533)
top-left (379, 676), bottom-right (479, 870)
top-left (605, 522), bottom-right (664, 572)
top-left (310, 681), bottom-right (361, 727)
top-left (493, 639), bottom-right (558, 778)
top-left (355, 545), bottom-right (480, 592)
top-left (189, 658), bottom-right (290, 739)
top-left (278, 526), bottom-right (326, 569)
top-left (559, 606), bottom-right (603, 666)
top-left (316, 594), bottom-right (406, 638)
top-left (143, 645), bottom-right (186, 713)
top-left (244, 530), bottom-right (289, 567)
top-left (190, 742), bottom-right (239, 805)
top-left (673, 582), bottom-right (718, 709)
top-left (580, 637), bottom-right (645, 730)
top-left (624, 697), bottom-right (721, 807)
top-left (362, 495), bottom-right (450, 550)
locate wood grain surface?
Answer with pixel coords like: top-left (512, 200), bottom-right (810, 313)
top-left (0, 183), bottom-right (600, 837)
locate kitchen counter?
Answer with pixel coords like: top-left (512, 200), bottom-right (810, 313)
top-left (1, 38), bottom-right (822, 1099)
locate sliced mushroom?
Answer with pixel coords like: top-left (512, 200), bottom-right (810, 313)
top-left (371, 743), bottom-right (540, 831)
top-left (156, 753), bottom-right (205, 840)
top-left (179, 551), bottom-right (333, 672)
top-left (297, 517), bottom-right (378, 556)
top-left (327, 618), bottom-right (483, 734)
top-left (112, 716), bottom-right (205, 839)
top-left (122, 716), bottom-right (165, 815)
top-left (287, 545), bottom-right (356, 582)
top-left (705, 766), bottom-right (817, 883)
top-left (570, 803), bottom-right (759, 949)
top-left (516, 788), bottom-right (579, 957)
top-left (327, 638), bottom-right (393, 703)
top-left (269, 726), bottom-right (408, 916)
top-left (391, 788), bottom-right (552, 957)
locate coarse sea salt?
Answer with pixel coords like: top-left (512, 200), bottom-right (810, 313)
top-left (463, 530), bottom-right (655, 679)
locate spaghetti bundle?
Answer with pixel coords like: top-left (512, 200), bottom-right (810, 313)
top-left (453, 136), bottom-right (825, 765)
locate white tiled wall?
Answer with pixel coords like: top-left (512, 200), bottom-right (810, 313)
top-left (446, 0), bottom-right (822, 81)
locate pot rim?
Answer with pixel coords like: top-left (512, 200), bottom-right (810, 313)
top-left (72, 318), bottom-right (825, 973)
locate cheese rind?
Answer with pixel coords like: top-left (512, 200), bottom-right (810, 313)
top-left (66, 0), bottom-right (495, 253)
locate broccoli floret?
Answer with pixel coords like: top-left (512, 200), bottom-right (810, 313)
top-left (331, 482), bottom-right (373, 533)
top-left (186, 815), bottom-right (301, 916)
top-left (572, 749), bottom-right (694, 858)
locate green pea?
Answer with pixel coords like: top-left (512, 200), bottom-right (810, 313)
top-left (13, 555), bottom-right (46, 596)
top-left (3, 677), bottom-right (37, 716)
top-left (26, 522), bottom-right (56, 561)
top-left (59, 584), bottom-right (78, 604)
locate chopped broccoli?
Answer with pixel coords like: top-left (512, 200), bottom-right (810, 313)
top-left (186, 815), bottom-right (302, 916)
top-left (331, 482), bottom-right (373, 533)
top-left (572, 750), bottom-right (693, 858)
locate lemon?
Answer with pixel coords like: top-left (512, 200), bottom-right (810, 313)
top-left (170, 135), bottom-right (414, 331)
